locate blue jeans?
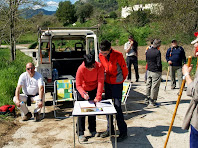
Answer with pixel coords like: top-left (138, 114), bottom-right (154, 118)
top-left (190, 125), bottom-right (198, 148)
top-left (105, 82), bottom-right (127, 135)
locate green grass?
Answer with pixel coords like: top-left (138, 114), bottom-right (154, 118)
top-left (0, 48), bottom-right (33, 106)
top-left (17, 32), bottom-right (37, 44)
top-left (191, 57), bottom-right (197, 76)
top-left (138, 60), bottom-right (147, 66)
top-left (138, 57), bottom-right (197, 76)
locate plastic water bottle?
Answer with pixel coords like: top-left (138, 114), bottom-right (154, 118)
top-left (55, 69), bottom-right (59, 80)
top-left (20, 101), bottom-right (28, 116)
top-left (52, 69), bottom-right (59, 81)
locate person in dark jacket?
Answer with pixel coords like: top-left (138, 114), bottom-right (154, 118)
top-left (166, 40), bottom-right (186, 89)
top-left (145, 39), bottom-right (162, 107)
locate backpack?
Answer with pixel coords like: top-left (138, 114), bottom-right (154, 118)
top-left (0, 105), bottom-right (16, 117)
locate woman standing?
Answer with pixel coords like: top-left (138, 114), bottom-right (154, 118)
top-left (76, 54), bottom-right (104, 142)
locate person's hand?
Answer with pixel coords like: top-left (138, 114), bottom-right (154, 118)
top-left (168, 61), bottom-right (172, 65)
top-left (94, 98), bottom-right (99, 103)
top-left (182, 64), bottom-right (193, 75)
top-left (15, 99), bottom-right (20, 107)
top-left (83, 92), bottom-right (89, 100)
top-left (38, 101), bottom-right (43, 108)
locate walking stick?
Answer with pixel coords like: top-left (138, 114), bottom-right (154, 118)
top-left (164, 56), bottom-right (192, 148)
top-left (164, 66), bottom-right (170, 91)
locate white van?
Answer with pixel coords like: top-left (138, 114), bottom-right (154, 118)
top-left (33, 27), bottom-right (99, 92)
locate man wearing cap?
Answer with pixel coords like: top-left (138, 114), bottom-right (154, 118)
top-left (145, 39), bottom-right (162, 107)
top-left (166, 40), bottom-right (186, 90)
top-left (182, 36), bottom-right (198, 147)
top-left (191, 32), bottom-right (198, 56)
top-left (124, 35), bottom-right (139, 82)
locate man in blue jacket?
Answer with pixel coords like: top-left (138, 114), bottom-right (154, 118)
top-left (166, 40), bottom-right (186, 90)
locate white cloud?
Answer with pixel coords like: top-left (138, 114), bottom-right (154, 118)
top-left (47, 1), bottom-right (59, 7)
top-left (33, 5), bottom-right (42, 10)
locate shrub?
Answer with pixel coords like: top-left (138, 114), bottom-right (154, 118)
top-left (109, 11), bottom-right (117, 19)
top-left (0, 49), bottom-right (32, 106)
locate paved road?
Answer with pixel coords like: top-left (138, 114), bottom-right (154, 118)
top-left (3, 73), bottom-right (192, 148)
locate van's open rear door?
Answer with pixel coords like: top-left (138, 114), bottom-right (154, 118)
top-left (86, 35), bottom-right (98, 61)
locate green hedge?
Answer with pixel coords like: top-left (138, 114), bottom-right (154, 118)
top-left (0, 48), bottom-right (33, 106)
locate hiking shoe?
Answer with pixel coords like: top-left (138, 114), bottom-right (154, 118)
top-left (34, 112), bottom-right (40, 122)
top-left (171, 86), bottom-right (176, 90)
top-left (79, 135), bottom-right (88, 142)
top-left (22, 112), bottom-right (32, 121)
top-left (117, 134), bottom-right (128, 142)
top-left (100, 131), bottom-right (115, 138)
top-left (144, 98), bottom-right (149, 105)
top-left (89, 131), bottom-right (100, 137)
top-left (147, 102), bottom-right (158, 108)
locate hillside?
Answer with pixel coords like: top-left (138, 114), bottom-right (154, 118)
top-left (21, 8), bottom-right (56, 19)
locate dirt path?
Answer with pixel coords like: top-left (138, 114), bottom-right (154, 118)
top-left (1, 44), bottom-right (194, 148)
top-left (2, 73), bottom-right (192, 148)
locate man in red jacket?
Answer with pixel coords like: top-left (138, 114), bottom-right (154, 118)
top-left (99, 40), bottom-right (128, 142)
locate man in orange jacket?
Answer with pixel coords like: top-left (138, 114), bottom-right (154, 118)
top-left (99, 40), bottom-right (128, 142)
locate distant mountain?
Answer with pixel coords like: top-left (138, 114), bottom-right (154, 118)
top-left (21, 8), bottom-right (56, 19)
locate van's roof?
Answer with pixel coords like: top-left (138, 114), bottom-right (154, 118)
top-left (42, 30), bottom-right (94, 37)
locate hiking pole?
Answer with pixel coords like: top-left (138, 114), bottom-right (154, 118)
top-left (164, 56), bottom-right (192, 148)
top-left (164, 66), bottom-right (170, 91)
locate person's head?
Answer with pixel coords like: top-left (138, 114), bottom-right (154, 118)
top-left (26, 63), bottom-right (35, 77)
top-left (100, 40), bottom-right (111, 57)
top-left (152, 39), bottom-right (161, 48)
top-left (171, 39), bottom-right (178, 47)
top-left (150, 39), bottom-right (154, 45)
top-left (128, 35), bottom-right (134, 42)
top-left (83, 54), bottom-right (95, 70)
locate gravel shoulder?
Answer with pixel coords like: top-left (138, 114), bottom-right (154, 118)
top-left (2, 73), bottom-right (192, 148)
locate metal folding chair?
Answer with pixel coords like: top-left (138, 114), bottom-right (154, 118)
top-left (53, 79), bottom-right (77, 118)
top-left (122, 81), bottom-right (132, 115)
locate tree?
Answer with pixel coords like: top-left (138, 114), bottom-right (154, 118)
top-left (155, 0), bottom-right (198, 43)
top-left (76, 3), bottom-right (94, 23)
top-left (109, 11), bottom-right (117, 19)
top-left (56, 1), bottom-right (77, 26)
top-left (0, 0), bottom-right (44, 61)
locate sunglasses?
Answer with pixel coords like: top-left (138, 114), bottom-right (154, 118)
top-left (26, 67), bottom-right (34, 70)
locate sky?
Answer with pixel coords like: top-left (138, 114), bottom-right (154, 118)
top-left (33, 0), bottom-right (79, 11)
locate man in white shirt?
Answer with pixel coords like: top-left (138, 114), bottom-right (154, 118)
top-left (13, 63), bottom-right (44, 121)
top-left (124, 35), bottom-right (139, 82)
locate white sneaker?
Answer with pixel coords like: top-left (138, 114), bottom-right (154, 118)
top-left (79, 135), bottom-right (88, 142)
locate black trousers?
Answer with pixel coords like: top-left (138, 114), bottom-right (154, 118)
top-left (105, 82), bottom-right (127, 135)
top-left (77, 89), bottom-right (97, 136)
top-left (126, 56), bottom-right (139, 80)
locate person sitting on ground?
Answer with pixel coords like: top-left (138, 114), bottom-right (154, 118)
top-left (76, 53), bottom-right (104, 142)
top-left (145, 39), bottom-right (162, 108)
top-left (13, 63), bottom-right (44, 121)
